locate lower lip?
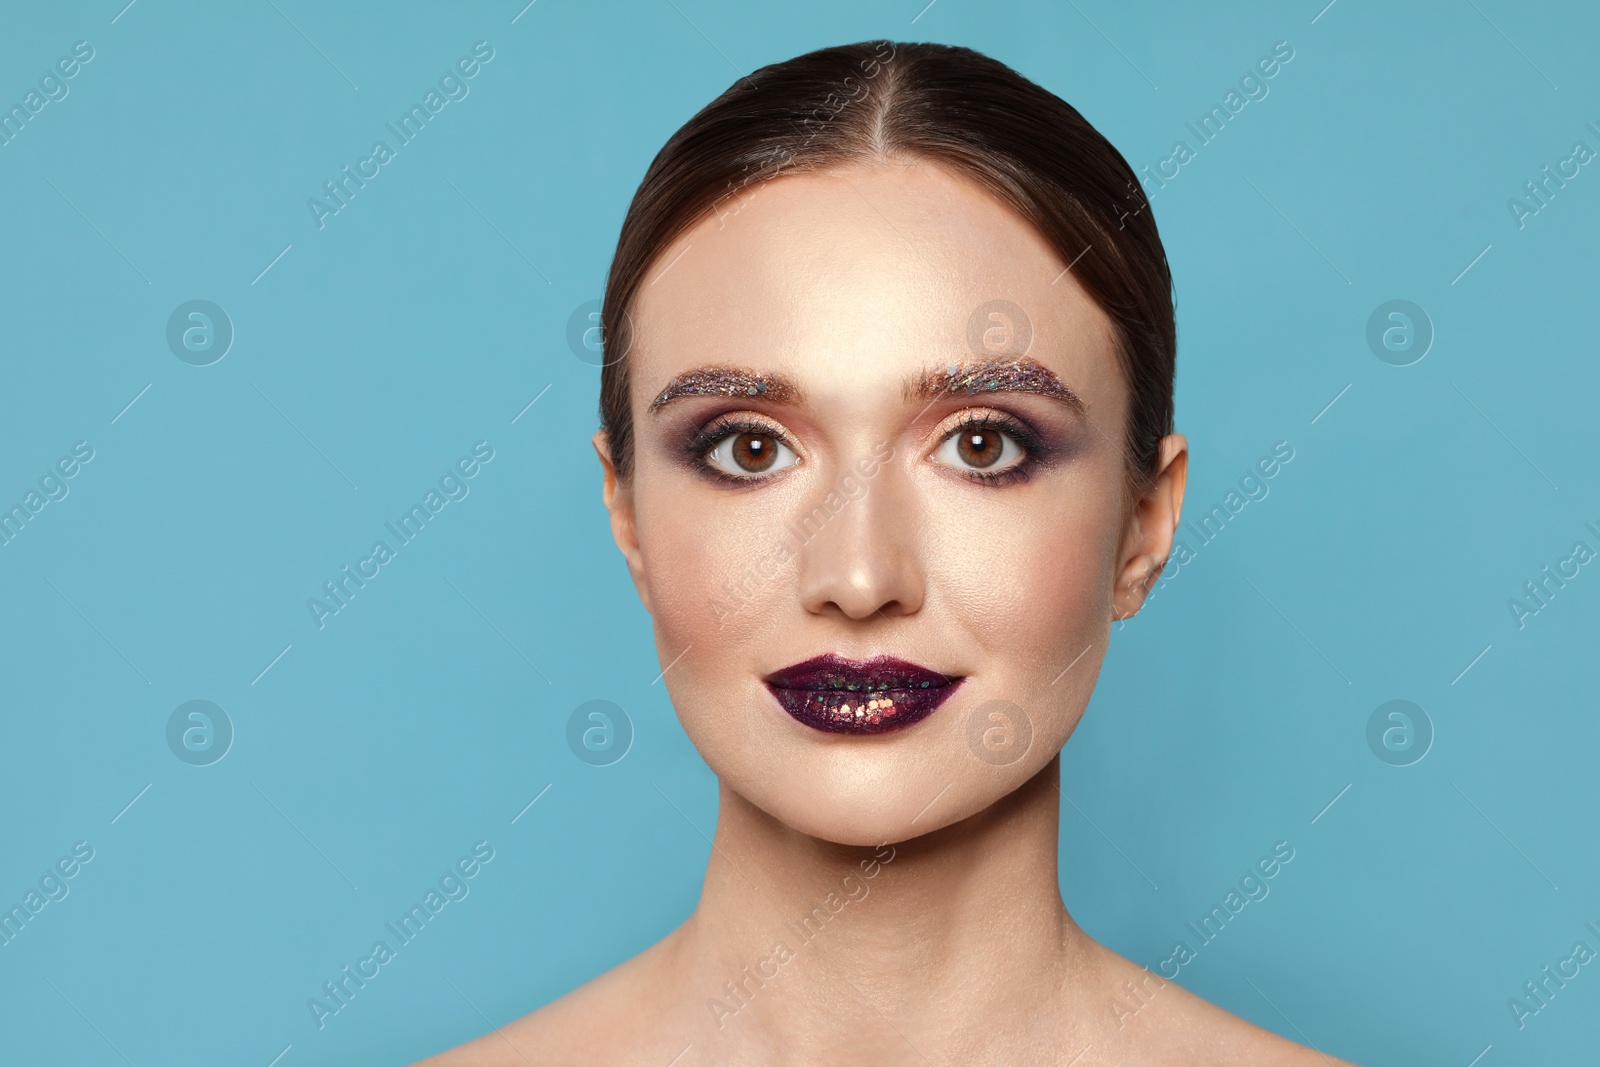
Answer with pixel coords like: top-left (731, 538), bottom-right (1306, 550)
top-left (766, 679), bottom-right (963, 735)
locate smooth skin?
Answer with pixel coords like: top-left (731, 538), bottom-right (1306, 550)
top-left (415, 159), bottom-right (1356, 1066)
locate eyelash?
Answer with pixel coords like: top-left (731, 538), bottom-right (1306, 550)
top-left (683, 410), bottom-right (1048, 486)
top-left (936, 412), bottom-right (1045, 487)
top-left (685, 415), bottom-right (797, 487)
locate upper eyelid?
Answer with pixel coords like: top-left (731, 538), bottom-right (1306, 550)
top-left (694, 406), bottom-right (1030, 444)
top-left (690, 412), bottom-right (797, 449)
top-left (937, 409), bottom-right (1020, 429)
top-left (928, 408), bottom-right (1036, 443)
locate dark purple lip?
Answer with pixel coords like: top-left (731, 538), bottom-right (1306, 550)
top-left (763, 654), bottom-right (963, 735)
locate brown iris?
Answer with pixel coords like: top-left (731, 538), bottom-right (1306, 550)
top-left (731, 431), bottom-right (779, 472)
top-left (956, 429), bottom-right (1003, 468)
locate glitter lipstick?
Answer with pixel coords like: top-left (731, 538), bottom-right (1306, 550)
top-left (763, 654), bottom-right (962, 735)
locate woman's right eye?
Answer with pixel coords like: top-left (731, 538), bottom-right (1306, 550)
top-left (702, 429), bottom-right (799, 478)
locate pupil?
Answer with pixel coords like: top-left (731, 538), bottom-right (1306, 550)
top-left (733, 432), bottom-right (777, 472)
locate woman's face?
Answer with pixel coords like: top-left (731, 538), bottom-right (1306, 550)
top-left (598, 159), bottom-right (1186, 846)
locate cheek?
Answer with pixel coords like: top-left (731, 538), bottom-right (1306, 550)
top-left (633, 482), bottom-right (795, 647)
top-left (924, 481), bottom-right (1123, 774)
top-left (631, 479), bottom-right (809, 766)
top-left (938, 490), bottom-right (1120, 650)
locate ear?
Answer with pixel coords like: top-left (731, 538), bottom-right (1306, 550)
top-left (1111, 433), bottom-right (1187, 621)
top-left (593, 430), bottom-right (652, 615)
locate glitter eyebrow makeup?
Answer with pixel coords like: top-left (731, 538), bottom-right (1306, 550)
top-left (648, 357), bottom-right (1082, 416)
top-left (910, 357), bottom-right (1085, 414)
top-left (648, 366), bottom-right (801, 413)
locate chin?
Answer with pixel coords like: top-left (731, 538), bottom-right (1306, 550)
top-left (724, 747), bottom-right (1042, 847)
top-left (675, 669), bottom-right (1085, 845)
top-left (759, 793), bottom-right (950, 847)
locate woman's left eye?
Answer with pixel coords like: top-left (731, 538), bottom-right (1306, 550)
top-left (932, 423), bottom-right (1027, 474)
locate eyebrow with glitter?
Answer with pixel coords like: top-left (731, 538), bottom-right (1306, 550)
top-left (648, 366), bottom-right (801, 413)
top-left (647, 357), bottom-right (1083, 415)
top-left (910, 357), bottom-right (1085, 414)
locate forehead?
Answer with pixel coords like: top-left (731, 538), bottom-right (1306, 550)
top-left (627, 160), bottom-right (1121, 406)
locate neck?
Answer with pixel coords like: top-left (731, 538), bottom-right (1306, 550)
top-left (672, 753), bottom-right (1093, 1061)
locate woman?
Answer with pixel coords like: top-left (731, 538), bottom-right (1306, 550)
top-left (420, 39), bottom-right (1355, 1066)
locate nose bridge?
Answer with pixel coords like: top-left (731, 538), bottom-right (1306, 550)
top-left (793, 453), bottom-right (922, 619)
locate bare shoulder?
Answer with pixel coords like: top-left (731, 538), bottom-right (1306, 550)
top-left (1084, 945), bottom-right (1362, 1066)
top-left (407, 930), bottom-right (689, 1067)
top-left (407, 929), bottom-right (1361, 1067)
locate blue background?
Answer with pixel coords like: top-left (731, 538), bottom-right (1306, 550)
top-left (2, 1), bottom-right (1596, 1064)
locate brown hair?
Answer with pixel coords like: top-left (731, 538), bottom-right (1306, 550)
top-left (599, 39), bottom-right (1174, 492)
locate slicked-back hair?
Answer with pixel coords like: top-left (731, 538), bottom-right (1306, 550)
top-left (599, 40), bottom-right (1174, 494)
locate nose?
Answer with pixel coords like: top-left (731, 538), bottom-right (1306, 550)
top-left (793, 463), bottom-right (925, 620)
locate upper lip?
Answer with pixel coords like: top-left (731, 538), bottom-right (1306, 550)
top-left (763, 654), bottom-right (958, 692)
